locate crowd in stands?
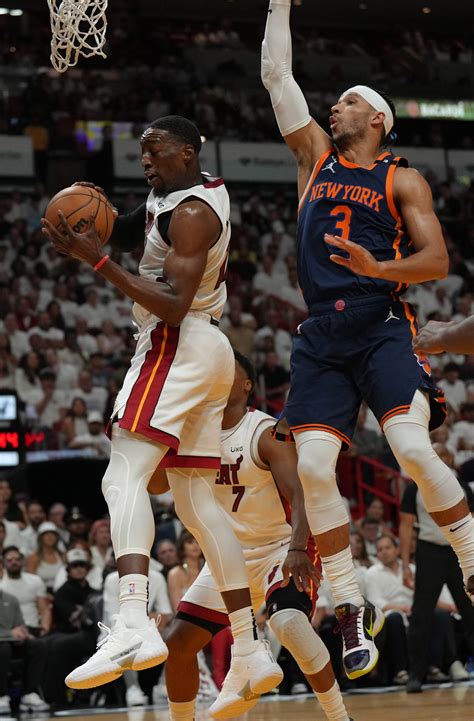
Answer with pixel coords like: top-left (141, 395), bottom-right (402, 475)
top-left (0, 3), bottom-right (473, 709)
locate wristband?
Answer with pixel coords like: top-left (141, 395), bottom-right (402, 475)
top-left (94, 255), bottom-right (109, 272)
top-left (288, 548), bottom-right (306, 553)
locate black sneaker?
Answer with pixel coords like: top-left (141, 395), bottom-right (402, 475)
top-left (334, 599), bottom-right (384, 680)
top-left (406, 677), bottom-right (422, 694)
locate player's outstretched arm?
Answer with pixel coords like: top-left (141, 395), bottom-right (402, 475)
top-left (413, 316), bottom-right (474, 355)
top-left (258, 427), bottom-right (320, 594)
top-left (42, 199), bottom-right (220, 327)
top-left (261, 0), bottom-right (332, 198)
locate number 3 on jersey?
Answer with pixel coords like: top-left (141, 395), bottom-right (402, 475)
top-left (330, 205), bottom-right (352, 239)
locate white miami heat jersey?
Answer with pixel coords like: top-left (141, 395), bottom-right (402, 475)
top-left (214, 408), bottom-right (292, 550)
top-left (133, 175), bottom-right (230, 328)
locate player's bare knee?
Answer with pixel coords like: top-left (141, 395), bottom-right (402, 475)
top-left (165, 620), bottom-right (205, 661)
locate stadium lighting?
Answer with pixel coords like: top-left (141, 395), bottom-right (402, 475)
top-left (10, 9), bottom-right (24, 15)
top-left (422, 6), bottom-right (432, 13)
top-left (0, 8), bottom-right (10, 14)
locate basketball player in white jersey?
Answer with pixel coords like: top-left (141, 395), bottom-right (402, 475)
top-left (149, 351), bottom-right (353, 721)
top-left (41, 116), bottom-right (282, 705)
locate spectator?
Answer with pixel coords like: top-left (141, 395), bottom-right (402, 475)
top-left (0, 589), bottom-right (49, 713)
top-left (359, 516), bottom-right (381, 562)
top-left (89, 520), bottom-right (113, 574)
top-left (349, 531), bottom-right (373, 569)
top-left (69, 411), bottom-right (111, 458)
top-left (1, 313), bottom-right (29, 360)
top-left (20, 500), bottom-right (47, 555)
top-left (53, 549), bottom-right (93, 634)
top-left (439, 362), bottom-right (467, 414)
top-left (14, 351), bottom-right (42, 405)
top-left (61, 397), bottom-right (89, 447)
top-left (449, 402), bottom-right (474, 467)
top-left (71, 370), bottom-right (108, 416)
top-left (154, 539), bottom-right (178, 580)
top-left (257, 351), bottom-right (290, 414)
top-left (355, 496), bottom-right (392, 536)
top-left (167, 531), bottom-right (204, 611)
top-left (48, 503), bottom-right (69, 548)
top-left (65, 509), bottom-right (90, 545)
top-left (0, 500), bottom-right (24, 552)
top-left (254, 309), bottom-right (292, 370)
top-left (33, 368), bottom-right (68, 430)
top-left (222, 308), bottom-right (255, 358)
top-left (0, 478), bottom-right (24, 525)
top-left (25, 522), bottom-right (65, 594)
top-left (0, 546), bottom-right (51, 637)
top-left (53, 541), bottom-right (102, 593)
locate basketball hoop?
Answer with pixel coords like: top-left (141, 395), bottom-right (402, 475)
top-left (47, 0), bottom-right (108, 73)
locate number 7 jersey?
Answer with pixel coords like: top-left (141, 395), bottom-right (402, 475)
top-left (214, 408), bottom-right (292, 550)
top-left (297, 148), bottom-right (411, 307)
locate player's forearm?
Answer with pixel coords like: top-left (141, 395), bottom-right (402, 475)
top-left (288, 494), bottom-right (311, 549)
top-left (261, 0), bottom-right (311, 137)
top-left (97, 259), bottom-right (187, 326)
top-left (437, 317), bottom-right (474, 354)
top-left (377, 246), bottom-right (448, 283)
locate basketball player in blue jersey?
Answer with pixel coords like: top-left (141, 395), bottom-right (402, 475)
top-left (261, 0), bottom-right (474, 682)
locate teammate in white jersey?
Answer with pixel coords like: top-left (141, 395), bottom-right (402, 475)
top-left (150, 351), bottom-right (353, 721)
top-left (41, 116), bottom-right (282, 702)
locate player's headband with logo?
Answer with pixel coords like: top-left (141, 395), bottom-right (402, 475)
top-left (340, 85), bottom-right (394, 136)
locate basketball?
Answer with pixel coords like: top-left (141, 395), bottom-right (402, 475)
top-left (44, 185), bottom-right (116, 245)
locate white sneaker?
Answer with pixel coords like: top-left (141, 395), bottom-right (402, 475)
top-left (450, 660), bottom-right (469, 682)
top-left (126, 684), bottom-right (148, 707)
top-left (65, 615), bottom-right (168, 689)
top-left (209, 640), bottom-right (283, 720)
top-left (334, 599), bottom-right (385, 680)
top-left (0, 696), bottom-right (10, 715)
top-left (19, 692), bottom-right (49, 712)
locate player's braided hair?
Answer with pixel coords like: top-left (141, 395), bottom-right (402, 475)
top-left (149, 115), bottom-right (202, 153)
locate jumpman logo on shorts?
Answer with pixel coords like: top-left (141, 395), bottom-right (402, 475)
top-left (385, 307), bottom-right (400, 322)
top-left (322, 157), bottom-right (338, 173)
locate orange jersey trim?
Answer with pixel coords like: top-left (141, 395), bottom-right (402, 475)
top-left (290, 422), bottom-right (351, 447)
top-left (386, 157), bottom-right (401, 220)
top-left (131, 324), bottom-right (169, 432)
top-left (380, 405), bottom-right (412, 428)
top-left (298, 149), bottom-right (334, 213)
top-left (337, 150), bottom-right (390, 171)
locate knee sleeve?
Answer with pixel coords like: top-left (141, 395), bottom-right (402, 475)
top-left (102, 426), bottom-right (166, 558)
top-left (296, 432), bottom-right (349, 534)
top-left (168, 468), bottom-right (249, 592)
top-left (269, 609), bottom-right (329, 676)
top-left (384, 392), bottom-right (464, 513)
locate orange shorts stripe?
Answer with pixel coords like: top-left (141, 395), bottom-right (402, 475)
top-left (290, 423), bottom-right (351, 447)
top-left (380, 405), bottom-right (412, 427)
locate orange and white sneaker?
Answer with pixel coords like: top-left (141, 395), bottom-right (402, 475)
top-left (65, 615), bottom-right (168, 689)
top-left (209, 640), bottom-right (283, 719)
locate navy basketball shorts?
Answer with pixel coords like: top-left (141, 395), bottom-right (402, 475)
top-left (284, 295), bottom-right (447, 450)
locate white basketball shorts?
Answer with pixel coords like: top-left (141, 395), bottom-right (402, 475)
top-left (111, 312), bottom-right (234, 469)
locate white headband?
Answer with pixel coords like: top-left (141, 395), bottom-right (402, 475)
top-left (340, 85), bottom-right (394, 135)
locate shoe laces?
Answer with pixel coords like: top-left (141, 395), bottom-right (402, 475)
top-left (96, 621), bottom-right (112, 649)
top-left (333, 608), bottom-right (362, 651)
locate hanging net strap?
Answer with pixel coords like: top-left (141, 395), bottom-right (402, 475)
top-left (47, 0), bottom-right (108, 73)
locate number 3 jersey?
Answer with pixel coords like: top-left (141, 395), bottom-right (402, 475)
top-left (297, 148), bottom-right (411, 307)
top-left (214, 408), bottom-right (292, 551)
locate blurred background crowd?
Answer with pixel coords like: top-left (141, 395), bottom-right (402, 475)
top-left (0, 0), bottom-right (473, 713)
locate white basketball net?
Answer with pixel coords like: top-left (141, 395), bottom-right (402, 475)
top-left (47, 0), bottom-right (108, 73)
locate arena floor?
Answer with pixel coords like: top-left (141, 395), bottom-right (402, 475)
top-left (42, 684), bottom-right (474, 721)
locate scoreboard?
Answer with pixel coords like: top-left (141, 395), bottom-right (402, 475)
top-left (0, 392), bottom-right (23, 468)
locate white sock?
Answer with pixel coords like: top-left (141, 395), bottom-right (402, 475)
top-left (439, 514), bottom-right (474, 584)
top-left (228, 607), bottom-right (258, 655)
top-left (168, 699), bottom-right (195, 721)
top-left (321, 547), bottom-right (364, 608)
top-left (119, 573), bottom-right (149, 628)
top-left (315, 681), bottom-right (350, 721)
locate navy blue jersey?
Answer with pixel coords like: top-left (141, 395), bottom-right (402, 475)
top-left (297, 148), bottom-right (411, 308)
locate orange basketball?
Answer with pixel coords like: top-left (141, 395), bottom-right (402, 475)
top-left (45, 185), bottom-right (116, 245)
